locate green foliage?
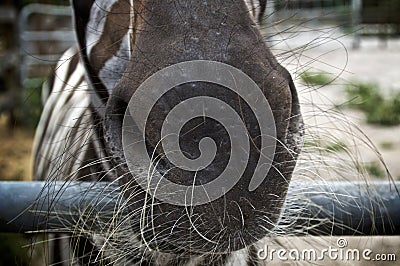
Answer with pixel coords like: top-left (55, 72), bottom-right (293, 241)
top-left (324, 141), bottom-right (347, 153)
top-left (303, 138), bottom-right (321, 148)
top-left (380, 141), bottom-right (395, 150)
top-left (344, 81), bottom-right (400, 126)
top-left (0, 233), bottom-right (31, 266)
top-left (300, 71), bottom-right (333, 86)
top-left (21, 77), bottom-right (45, 128)
top-left (303, 138), bottom-right (348, 154)
top-left (0, 77), bottom-right (44, 129)
top-left (364, 162), bottom-right (385, 178)
top-left (0, 233), bottom-right (44, 265)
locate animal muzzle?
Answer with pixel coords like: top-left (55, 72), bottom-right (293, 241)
top-left (103, 63), bottom-right (302, 253)
top-left (103, 1), bottom-right (303, 253)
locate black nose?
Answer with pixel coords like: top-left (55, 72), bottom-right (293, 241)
top-left (104, 72), bottom-right (300, 253)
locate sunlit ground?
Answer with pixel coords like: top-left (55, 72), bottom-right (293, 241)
top-left (268, 23), bottom-right (400, 181)
top-left (0, 116), bottom-right (34, 181)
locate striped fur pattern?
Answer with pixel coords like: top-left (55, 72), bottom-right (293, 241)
top-left (33, 47), bottom-right (111, 183)
top-left (33, 0), bottom-right (276, 265)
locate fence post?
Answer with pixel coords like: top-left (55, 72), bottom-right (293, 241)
top-left (352, 0), bottom-right (362, 48)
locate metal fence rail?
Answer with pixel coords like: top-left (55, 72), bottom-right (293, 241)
top-left (0, 181), bottom-right (399, 235)
top-left (18, 4), bottom-right (75, 83)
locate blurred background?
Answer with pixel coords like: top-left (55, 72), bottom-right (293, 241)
top-left (0, 1), bottom-right (70, 265)
top-left (0, 0), bottom-right (399, 265)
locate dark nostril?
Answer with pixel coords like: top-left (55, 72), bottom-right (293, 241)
top-left (104, 94), bottom-right (129, 163)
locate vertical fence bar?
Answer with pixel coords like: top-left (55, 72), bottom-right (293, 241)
top-left (352, 0), bottom-right (362, 48)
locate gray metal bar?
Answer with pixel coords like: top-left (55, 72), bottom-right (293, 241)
top-left (0, 181), bottom-right (124, 233)
top-left (20, 31), bottom-right (75, 42)
top-left (0, 181), bottom-right (399, 236)
top-left (18, 4), bottom-right (75, 83)
top-left (352, 0), bottom-right (362, 48)
top-left (281, 181), bottom-right (400, 236)
top-left (18, 3), bottom-right (73, 33)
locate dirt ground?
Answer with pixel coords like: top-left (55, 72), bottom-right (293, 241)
top-left (294, 42), bottom-right (400, 180)
top-left (0, 116), bottom-right (34, 181)
top-left (268, 24), bottom-right (400, 181)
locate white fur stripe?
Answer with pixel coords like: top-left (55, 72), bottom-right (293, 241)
top-left (33, 47), bottom-right (96, 181)
top-left (97, 32), bottom-right (130, 91)
top-left (86, 1), bottom-right (115, 57)
top-left (86, 0), bottom-right (131, 94)
top-left (244, 0), bottom-right (264, 22)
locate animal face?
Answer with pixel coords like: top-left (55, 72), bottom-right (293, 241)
top-left (31, 2), bottom-right (400, 265)
top-left (74, 0), bottom-right (303, 253)
top-left (52, 0), bottom-right (303, 255)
